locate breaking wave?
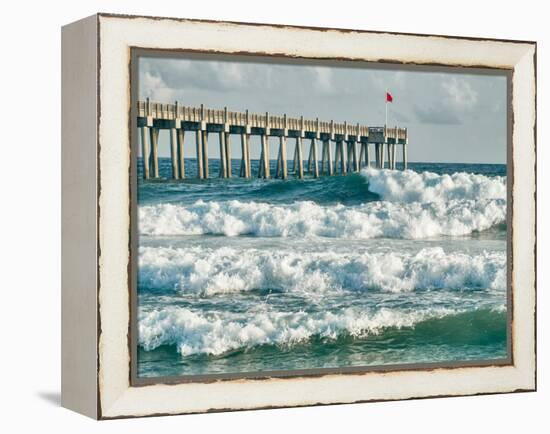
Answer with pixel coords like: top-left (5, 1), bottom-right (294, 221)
top-left (362, 167), bottom-right (506, 203)
top-left (139, 199), bottom-right (505, 239)
top-left (138, 306), bottom-right (506, 356)
top-left (139, 170), bottom-right (506, 239)
top-left (138, 246), bottom-right (506, 295)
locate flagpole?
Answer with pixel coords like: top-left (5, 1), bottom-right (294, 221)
top-left (385, 88), bottom-right (388, 127)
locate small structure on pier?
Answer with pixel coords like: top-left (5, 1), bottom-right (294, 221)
top-left (137, 99), bottom-right (408, 180)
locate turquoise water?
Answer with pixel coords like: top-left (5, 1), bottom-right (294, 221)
top-left (136, 158), bottom-right (508, 378)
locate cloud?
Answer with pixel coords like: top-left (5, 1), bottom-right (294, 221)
top-left (312, 66), bottom-right (334, 94)
top-left (137, 55), bottom-right (507, 163)
top-left (442, 77), bottom-right (478, 109)
top-left (392, 108), bottom-right (412, 124)
top-left (140, 58), bottom-right (252, 96)
top-left (408, 76), bottom-right (481, 125)
top-left (413, 103), bottom-right (461, 125)
top-left (138, 56), bottom-right (505, 151)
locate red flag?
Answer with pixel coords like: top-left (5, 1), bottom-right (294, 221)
top-left (386, 92), bottom-right (393, 103)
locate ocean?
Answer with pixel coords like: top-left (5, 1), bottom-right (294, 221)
top-left (136, 158), bottom-right (508, 378)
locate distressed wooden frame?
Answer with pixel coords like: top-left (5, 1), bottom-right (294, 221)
top-left (61, 13), bottom-right (536, 419)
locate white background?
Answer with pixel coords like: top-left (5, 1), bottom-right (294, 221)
top-left (0, 0), bottom-right (547, 432)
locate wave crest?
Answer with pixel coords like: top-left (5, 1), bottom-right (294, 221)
top-left (138, 246), bottom-right (506, 296)
top-left (138, 306), bottom-right (451, 356)
top-left (362, 168), bottom-right (506, 203)
top-left (139, 197), bottom-right (505, 239)
top-left (138, 306), bottom-right (506, 356)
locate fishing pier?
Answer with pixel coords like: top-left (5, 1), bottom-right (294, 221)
top-left (137, 99), bottom-right (408, 180)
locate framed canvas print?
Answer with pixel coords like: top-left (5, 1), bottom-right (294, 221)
top-left (61, 13), bottom-right (536, 419)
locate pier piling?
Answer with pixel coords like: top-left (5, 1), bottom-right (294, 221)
top-left (169, 127), bottom-right (179, 179)
top-left (334, 140), bottom-right (341, 174)
top-left (202, 130), bottom-right (209, 179)
top-left (219, 132), bottom-right (227, 178)
top-left (296, 136), bottom-right (304, 179)
top-left (311, 138), bottom-right (319, 178)
top-left (341, 139), bottom-right (348, 175)
top-left (276, 135), bottom-right (288, 179)
top-left (292, 140), bottom-right (299, 175)
top-left (307, 141), bottom-right (313, 173)
top-left (149, 128), bottom-right (159, 178)
top-left (259, 134), bottom-right (270, 179)
top-left (225, 133), bottom-right (232, 177)
top-left (352, 141), bottom-right (359, 172)
top-left (177, 129), bottom-right (185, 178)
top-left (140, 126), bottom-right (150, 179)
top-left (320, 140), bottom-right (326, 174)
top-left (327, 140), bottom-right (334, 175)
top-left (223, 108), bottom-right (232, 178)
top-left (239, 133), bottom-right (250, 178)
top-left (195, 130), bottom-right (204, 179)
top-left (245, 134), bottom-right (251, 178)
top-left (358, 143), bottom-right (365, 170)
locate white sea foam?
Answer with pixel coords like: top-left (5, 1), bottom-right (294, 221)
top-left (362, 168), bottom-right (506, 203)
top-left (139, 198), bottom-right (505, 239)
top-left (139, 245), bottom-right (506, 295)
top-left (138, 305), bottom-right (457, 356)
top-left (139, 168), bottom-right (506, 239)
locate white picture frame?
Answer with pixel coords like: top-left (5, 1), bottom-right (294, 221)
top-left (61, 13), bottom-right (536, 419)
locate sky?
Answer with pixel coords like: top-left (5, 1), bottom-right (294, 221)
top-left (138, 54), bottom-right (508, 164)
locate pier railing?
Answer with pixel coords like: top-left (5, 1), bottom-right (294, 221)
top-left (136, 99), bottom-right (408, 180)
top-left (137, 100), bottom-right (408, 140)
